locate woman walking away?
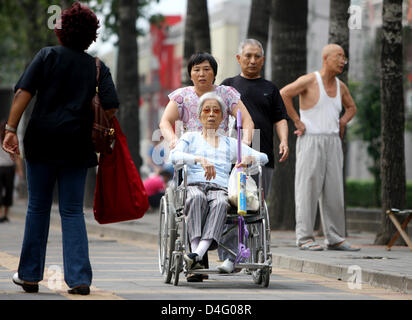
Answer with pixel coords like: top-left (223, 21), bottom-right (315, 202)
top-left (2, 2), bottom-right (119, 295)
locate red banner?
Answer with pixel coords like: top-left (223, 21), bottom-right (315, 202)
top-left (150, 15), bottom-right (182, 97)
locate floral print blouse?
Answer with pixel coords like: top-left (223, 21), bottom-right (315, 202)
top-left (168, 85), bottom-right (240, 134)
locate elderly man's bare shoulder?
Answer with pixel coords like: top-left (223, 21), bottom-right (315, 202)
top-left (292, 73), bottom-right (318, 96)
top-left (291, 72), bottom-right (317, 92)
top-left (281, 73), bottom-right (315, 97)
top-left (295, 73), bottom-right (321, 110)
top-left (298, 72), bottom-right (318, 87)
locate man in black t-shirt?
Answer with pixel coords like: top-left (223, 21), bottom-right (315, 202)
top-left (217, 39), bottom-right (289, 273)
top-left (221, 39), bottom-right (289, 195)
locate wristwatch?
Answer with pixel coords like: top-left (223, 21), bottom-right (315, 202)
top-left (5, 124), bottom-right (17, 133)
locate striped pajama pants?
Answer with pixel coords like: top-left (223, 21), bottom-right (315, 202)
top-left (185, 182), bottom-right (229, 249)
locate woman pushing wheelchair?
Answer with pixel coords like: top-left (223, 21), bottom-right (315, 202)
top-left (169, 92), bottom-right (268, 281)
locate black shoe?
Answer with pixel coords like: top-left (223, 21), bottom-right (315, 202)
top-left (201, 254), bottom-right (209, 279)
top-left (0, 217), bottom-right (9, 223)
top-left (202, 253), bottom-right (209, 268)
top-left (186, 273), bottom-right (203, 282)
top-left (12, 273), bottom-right (39, 293)
top-left (184, 253), bottom-right (205, 270)
top-left (68, 285), bottom-right (90, 295)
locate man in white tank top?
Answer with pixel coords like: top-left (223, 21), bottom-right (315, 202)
top-left (280, 44), bottom-right (359, 251)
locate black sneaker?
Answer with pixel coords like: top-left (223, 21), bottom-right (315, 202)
top-left (12, 273), bottom-right (39, 293)
top-left (183, 253), bottom-right (204, 270)
top-left (0, 217), bottom-right (9, 223)
top-left (68, 285), bottom-right (90, 295)
top-left (186, 273), bottom-right (203, 282)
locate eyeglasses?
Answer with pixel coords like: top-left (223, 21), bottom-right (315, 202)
top-left (336, 54), bottom-right (348, 65)
top-left (202, 107), bottom-right (221, 114)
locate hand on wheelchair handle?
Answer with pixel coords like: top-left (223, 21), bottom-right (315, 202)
top-left (235, 155), bottom-right (256, 169)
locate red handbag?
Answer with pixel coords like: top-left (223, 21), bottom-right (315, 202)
top-left (93, 117), bottom-right (149, 224)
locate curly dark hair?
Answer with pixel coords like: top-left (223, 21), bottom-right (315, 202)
top-left (54, 2), bottom-right (100, 51)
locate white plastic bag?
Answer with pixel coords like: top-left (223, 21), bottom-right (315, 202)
top-left (228, 167), bottom-right (259, 212)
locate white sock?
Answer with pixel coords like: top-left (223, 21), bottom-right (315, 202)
top-left (194, 239), bottom-right (212, 259)
top-left (191, 237), bottom-right (200, 253)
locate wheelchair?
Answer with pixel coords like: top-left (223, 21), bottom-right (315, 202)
top-left (158, 164), bottom-right (272, 287)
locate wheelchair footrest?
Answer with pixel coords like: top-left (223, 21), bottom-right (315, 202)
top-left (234, 262), bottom-right (271, 271)
top-left (189, 269), bottom-right (222, 275)
top-left (188, 262), bottom-right (271, 275)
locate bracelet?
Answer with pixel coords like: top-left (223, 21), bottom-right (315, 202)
top-left (5, 124), bottom-right (17, 133)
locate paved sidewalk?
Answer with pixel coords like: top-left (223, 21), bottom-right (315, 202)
top-left (6, 199), bottom-right (412, 294)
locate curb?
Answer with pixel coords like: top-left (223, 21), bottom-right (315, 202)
top-left (271, 253), bottom-right (412, 294)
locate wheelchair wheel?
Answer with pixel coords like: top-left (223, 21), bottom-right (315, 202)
top-left (261, 202), bottom-right (271, 288)
top-left (261, 266), bottom-right (271, 288)
top-left (158, 196), bottom-right (167, 274)
top-left (263, 202), bottom-right (271, 253)
top-left (247, 222), bottom-right (263, 283)
top-left (250, 202), bottom-right (271, 286)
top-left (252, 250), bottom-right (263, 284)
top-left (158, 195), bottom-right (176, 284)
top-left (172, 251), bottom-right (183, 286)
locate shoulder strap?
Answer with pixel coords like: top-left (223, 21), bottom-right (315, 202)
top-left (335, 76), bottom-right (341, 98)
top-left (95, 57), bottom-right (101, 84)
top-left (314, 71), bottom-right (325, 97)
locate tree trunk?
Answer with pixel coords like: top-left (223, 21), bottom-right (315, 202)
top-left (269, 0), bottom-right (307, 230)
top-left (375, 0), bottom-right (406, 245)
top-left (181, 2), bottom-right (195, 86)
top-left (327, 0), bottom-right (351, 237)
top-left (191, 0), bottom-right (211, 54)
top-left (328, 0), bottom-right (350, 83)
top-left (181, 0), bottom-right (211, 86)
top-left (116, 0), bottom-right (142, 169)
top-left (247, 0), bottom-right (271, 78)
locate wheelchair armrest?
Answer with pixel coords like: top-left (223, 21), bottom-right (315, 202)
top-left (172, 164), bottom-right (188, 208)
top-left (244, 164), bottom-right (264, 205)
top-left (173, 163), bottom-right (185, 171)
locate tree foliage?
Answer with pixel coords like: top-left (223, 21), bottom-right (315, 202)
top-left (350, 79), bottom-right (381, 206)
top-left (0, 0), bottom-right (58, 85)
top-left (349, 34), bottom-right (382, 206)
top-left (93, 0), bottom-right (161, 43)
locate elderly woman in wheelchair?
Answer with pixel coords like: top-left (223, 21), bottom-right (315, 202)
top-left (169, 92), bottom-right (268, 281)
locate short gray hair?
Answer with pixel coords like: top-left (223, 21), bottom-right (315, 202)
top-left (238, 38), bottom-right (264, 56)
top-left (197, 92), bottom-right (227, 118)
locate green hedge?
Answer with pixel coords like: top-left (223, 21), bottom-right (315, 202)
top-left (345, 180), bottom-right (412, 208)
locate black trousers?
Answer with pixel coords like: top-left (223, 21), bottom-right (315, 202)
top-left (0, 166), bottom-right (15, 207)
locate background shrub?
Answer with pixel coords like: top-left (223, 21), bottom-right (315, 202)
top-left (346, 180), bottom-right (412, 208)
